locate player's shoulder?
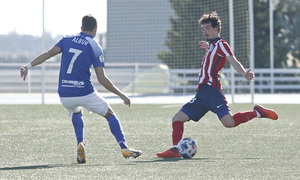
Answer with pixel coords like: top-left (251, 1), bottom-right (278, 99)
top-left (216, 38), bottom-right (230, 47)
top-left (216, 38), bottom-right (233, 55)
top-left (211, 37), bottom-right (227, 46)
top-left (57, 34), bottom-right (80, 44)
top-left (85, 36), bottom-right (97, 45)
top-left (217, 38), bottom-right (228, 44)
top-left (86, 37), bottom-right (103, 52)
top-left (62, 33), bottom-right (79, 39)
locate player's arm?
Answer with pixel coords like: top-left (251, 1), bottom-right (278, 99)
top-left (20, 46), bottom-right (61, 81)
top-left (94, 66), bottom-right (131, 106)
top-left (227, 55), bottom-right (254, 81)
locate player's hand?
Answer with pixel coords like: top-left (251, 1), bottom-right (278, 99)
top-left (245, 69), bottom-right (254, 81)
top-left (199, 41), bottom-right (209, 51)
top-left (20, 65), bottom-right (28, 81)
top-left (120, 94), bottom-right (131, 107)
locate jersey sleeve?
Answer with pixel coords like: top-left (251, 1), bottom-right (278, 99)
top-left (55, 38), bottom-right (64, 51)
top-left (218, 41), bottom-right (233, 57)
top-left (86, 37), bottom-right (105, 68)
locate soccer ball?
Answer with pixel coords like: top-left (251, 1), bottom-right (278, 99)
top-left (177, 137), bottom-right (198, 159)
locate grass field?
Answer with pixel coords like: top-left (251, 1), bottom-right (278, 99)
top-left (1, 104), bottom-right (300, 179)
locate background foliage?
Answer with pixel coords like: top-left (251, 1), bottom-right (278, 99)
top-left (158, 0), bottom-right (300, 69)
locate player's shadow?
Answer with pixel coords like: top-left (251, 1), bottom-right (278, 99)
top-left (0, 163), bottom-right (133, 171)
top-left (135, 157), bottom-right (258, 164)
top-left (0, 164), bottom-right (81, 171)
top-left (136, 157), bottom-right (212, 163)
top-left (1, 165), bottom-right (57, 171)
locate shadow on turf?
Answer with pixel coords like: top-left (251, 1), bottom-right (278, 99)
top-left (0, 157), bottom-right (260, 170)
top-left (135, 157), bottom-right (212, 163)
top-left (0, 162), bottom-right (139, 171)
top-left (0, 163), bottom-right (82, 171)
top-left (135, 157), bottom-right (260, 163)
top-left (0, 158), bottom-right (211, 170)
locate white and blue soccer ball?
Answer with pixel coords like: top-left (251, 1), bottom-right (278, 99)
top-left (177, 137), bottom-right (198, 159)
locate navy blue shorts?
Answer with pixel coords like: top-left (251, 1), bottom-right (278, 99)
top-left (180, 84), bottom-right (231, 121)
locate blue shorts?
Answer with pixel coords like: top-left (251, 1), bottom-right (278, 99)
top-left (180, 84), bottom-right (231, 121)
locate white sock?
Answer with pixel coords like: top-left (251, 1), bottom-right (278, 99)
top-left (255, 110), bottom-right (261, 118)
top-left (172, 145), bottom-right (178, 149)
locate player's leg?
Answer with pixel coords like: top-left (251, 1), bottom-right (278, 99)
top-left (79, 91), bottom-right (126, 148)
top-left (104, 108), bottom-right (128, 149)
top-left (156, 111), bottom-right (189, 158)
top-left (60, 97), bottom-right (86, 163)
top-left (171, 111), bottom-right (189, 146)
top-left (219, 106), bottom-right (278, 127)
top-left (209, 88), bottom-right (277, 127)
top-left (71, 110), bottom-right (87, 163)
top-left (220, 113), bottom-right (255, 127)
top-left (83, 91), bottom-right (141, 159)
top-left (72, 109), bottom-right (84, 145)
top-left (217, 107), bottom-right (258, 128)
top-left (212, 93), bottom-right (257, 127)
top-left (60, 97), bottom-right (85, 144)
top-left (157, 96), bottom-right (208, 158)
top-left (104, 108), bottom-right (142, 158)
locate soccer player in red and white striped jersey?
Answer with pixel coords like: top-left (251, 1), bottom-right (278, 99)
top-left (157, 12), bottom-right (278, 158)
top-left (198, 37), bottom-right (233, 90)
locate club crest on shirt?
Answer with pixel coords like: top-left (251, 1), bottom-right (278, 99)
top-left (99, 55), bottom-right (105, 63)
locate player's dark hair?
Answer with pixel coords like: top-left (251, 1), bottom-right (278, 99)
top-left (82, 14), bottom-right (97, 32)
top-left (198, 11), bottom-right (221, 33)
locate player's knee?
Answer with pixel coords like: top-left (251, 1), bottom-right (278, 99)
top-left (73, 108), bottom-right (83, 114)
top-left (223, 123), bottom-right (235, 128)
top-left (104, 108), bottom-right (114, 119)
top-left (172, 116), bottom-right (179, 123)
top-left (172, 111), bottom-right (189, 123)
top-left (220, 114), bottom-right (235, 128)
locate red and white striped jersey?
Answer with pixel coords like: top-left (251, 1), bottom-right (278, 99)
top-left (197, 37), bottom-right (233, 91)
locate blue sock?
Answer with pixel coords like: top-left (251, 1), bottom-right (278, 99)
top-left (107, 115), bottom-right (128, 149)
top-left (72, 112), bottom-right (84, 145)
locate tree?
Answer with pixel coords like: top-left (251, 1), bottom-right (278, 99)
top-left (253, 0), bottom-right (271, 68)
top-left (254, 0), bottom-right (300, 68)
top-left (158, 0), bottom-right (245, 69)
top-left (159, 0), bottom-right (300, 69)
top-left (274, 0), bottom-right (300, 68)
top-left (157, 0), bottom-right (207, 69)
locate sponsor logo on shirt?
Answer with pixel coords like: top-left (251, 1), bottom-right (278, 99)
top-left (61, 79), bottom-right (85, 88)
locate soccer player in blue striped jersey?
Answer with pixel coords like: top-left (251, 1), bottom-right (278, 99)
top-left (21, 14), bottom-right (142, 163)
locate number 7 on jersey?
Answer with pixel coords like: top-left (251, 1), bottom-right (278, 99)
top-left (67, 48), bottom-right (82, 74)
